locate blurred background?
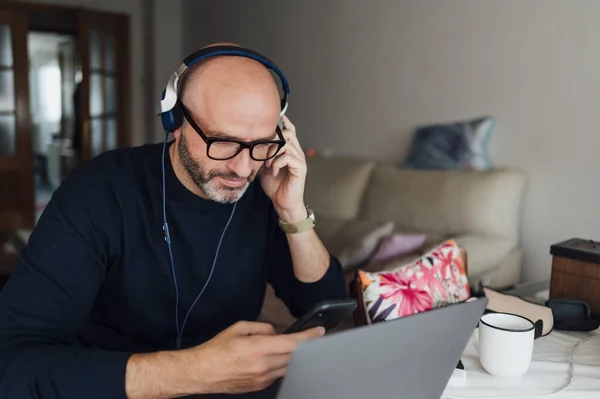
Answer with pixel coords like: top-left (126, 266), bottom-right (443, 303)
top-left (0, 0), bottom-right (599, 287)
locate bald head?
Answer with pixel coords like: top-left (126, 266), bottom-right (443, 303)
top-left (169, 44), bottom-right (284, 203)
top-left (179, 45), bottom-right (281, 142)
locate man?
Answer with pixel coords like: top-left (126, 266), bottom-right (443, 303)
top-left (0, 44), bottom-right (347, 398)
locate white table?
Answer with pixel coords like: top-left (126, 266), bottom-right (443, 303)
top-left (442, 328), bottom-right (600, 399)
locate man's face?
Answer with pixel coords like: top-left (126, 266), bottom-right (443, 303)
top-left (175, 56), bottom-right (282, 203)
top-left (176, 105), bottom-right (281, 204)
top-left (177, 130), bottom-right (258, 203)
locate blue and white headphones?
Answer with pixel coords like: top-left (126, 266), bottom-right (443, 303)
top-left (157, 45), bottom-right (290, 349)
top-left (158, 44), bottom-right (290, 133)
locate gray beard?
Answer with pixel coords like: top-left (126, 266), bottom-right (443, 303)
top-left (177, 134), bottom-right (253, 203)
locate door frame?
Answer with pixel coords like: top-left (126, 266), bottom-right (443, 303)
top-left (0, 7), bottom-right (33, 228)
top-left (1, 1), bottom-right (131, 228)
top-left (6, 0), bottom-right (132, 156)
top-left (4, 1), bottom-right (79, 34)
top-left (77, 9), bottom-right (131, 161)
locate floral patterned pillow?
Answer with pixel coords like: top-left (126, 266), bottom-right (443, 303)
top-left (358, 240), bottom-right (470, 323)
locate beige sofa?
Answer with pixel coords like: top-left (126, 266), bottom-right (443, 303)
top-left (259, 154), bottom-right (527, 330)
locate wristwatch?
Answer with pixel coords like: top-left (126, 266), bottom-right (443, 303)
top-left (278, 205), bottom-right (316, 234)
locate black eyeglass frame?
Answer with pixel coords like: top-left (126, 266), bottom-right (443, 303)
top-left (180, 103), bottom-right (286, 161)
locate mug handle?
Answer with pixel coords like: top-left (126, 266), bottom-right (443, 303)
top-left (534, 319), bottom-right (543, 339)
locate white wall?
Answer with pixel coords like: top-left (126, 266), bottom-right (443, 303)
top-left (152, 0), bottom-right (183, 141)
top-left (183, 0), bottom-right (600, 282)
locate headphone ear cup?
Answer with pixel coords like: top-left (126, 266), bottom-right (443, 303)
top-left (161, 101), bottom-right (183, 132)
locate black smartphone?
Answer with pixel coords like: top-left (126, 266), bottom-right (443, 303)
top-left (283, 298), bottom-right (357, 334)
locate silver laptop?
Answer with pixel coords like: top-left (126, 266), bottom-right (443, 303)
top-left (269, 296), bottom-right (488, 399)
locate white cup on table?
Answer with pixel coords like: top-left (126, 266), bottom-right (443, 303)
top-left (478, 312), bottom-right (535, 378)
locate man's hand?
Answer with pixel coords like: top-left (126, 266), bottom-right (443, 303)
top-left (189, 321), bottom-right (324, 394)
top-left (126, 321), bottom-right (324, 398)
top-left (260, 115), bottom-right (308, 223)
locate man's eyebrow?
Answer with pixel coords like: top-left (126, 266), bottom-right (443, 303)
top-left (205, 130), bottom-right (279, 141)
top-left (204, 130), bottom-right (238, 140)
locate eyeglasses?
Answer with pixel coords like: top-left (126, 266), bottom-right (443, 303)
top-left (181, 104), bottom-right (286, 161)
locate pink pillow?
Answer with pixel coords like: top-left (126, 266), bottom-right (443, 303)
top-left (366, 233), bottom-right (427, 268)
top-left (359, 240), bottom-right (470, 321)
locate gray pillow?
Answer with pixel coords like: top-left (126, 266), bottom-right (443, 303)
top-left (403, 116), bottom-right (495, 170)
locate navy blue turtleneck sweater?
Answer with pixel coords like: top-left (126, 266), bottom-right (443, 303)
top-left (0, 143), bottom-right (346, 398)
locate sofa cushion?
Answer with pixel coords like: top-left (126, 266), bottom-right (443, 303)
top-left (365, 233), bottom-right (427, 270)
top-left (360, 233), bottom-right (514, 283)
top-left (334, 220), bottom-right (395, 271)
top-left (360, 165), bottom-right (526, 239)
top-left (408, 231), bottom-right (448, 253)
top-left (452, 234), bottom-right (515, 277)
top-left (305, 155), bottom-right (375, 220)
top-left (317, 219), bottom-right (396, 272)
top-left (477, 249), bottom-right (522, 289)
top-left (358, 231), bottom-right (446, 273)
top-left (361, 251), bottom-right (422, 274)
top-left (314, 213), bottom-right (348, 250)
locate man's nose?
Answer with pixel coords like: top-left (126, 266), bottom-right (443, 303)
top-left (226, 149), bottom-right (255, 178)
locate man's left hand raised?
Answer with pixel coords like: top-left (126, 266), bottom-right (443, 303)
top-left (260, 115), bottom-right (308, 223)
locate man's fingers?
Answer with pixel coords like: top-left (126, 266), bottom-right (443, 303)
top-left (252, 366), bottom-right (288, 392)
top-left (266, 140), bottom-right (301, 170)
top-left (279, 116), bottom-right (303, 156)
top-left (261, 326), bottom-right (325, 354)
top-left (281, 114), bottom-right (295, 131)
top-left (231, 321), bottom-right (276, 336)
top-left (281, 134), bottom-right (304, 160)
top-left (270, 153), bottom-right (305, 178)
top-left (281, 126), bottom-right (302, 151)
top-left (290, 326), bottom-right (326, 341)
top-left (265, 143), bottom-right (283, 168)
top-left (267, 353), bottom-right (292, 370)
top-left (265, 365), bottom-right (288, 381)
top-left (265, 115), bottom-right (302, 170)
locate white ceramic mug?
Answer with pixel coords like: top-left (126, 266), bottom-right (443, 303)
top-left (478, 312), bottom-right (535, 378)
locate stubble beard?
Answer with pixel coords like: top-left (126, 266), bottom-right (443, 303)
top-left (177, 134), bottom-right (255, 203)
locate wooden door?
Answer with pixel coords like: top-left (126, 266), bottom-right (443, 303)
top-left (77, 10), bottom-right (130, 162)
top-left (0, 8), bottom-right (33, 230)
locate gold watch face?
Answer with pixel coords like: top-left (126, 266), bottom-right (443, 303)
top-left (279, 206), bottom-right (315, 234)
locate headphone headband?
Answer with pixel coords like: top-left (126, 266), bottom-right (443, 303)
top-left (159, 45), bottom-right (290, 132)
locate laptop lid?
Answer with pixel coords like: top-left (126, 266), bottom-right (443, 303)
top-left (276, 297), bottom-right (488, 399)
